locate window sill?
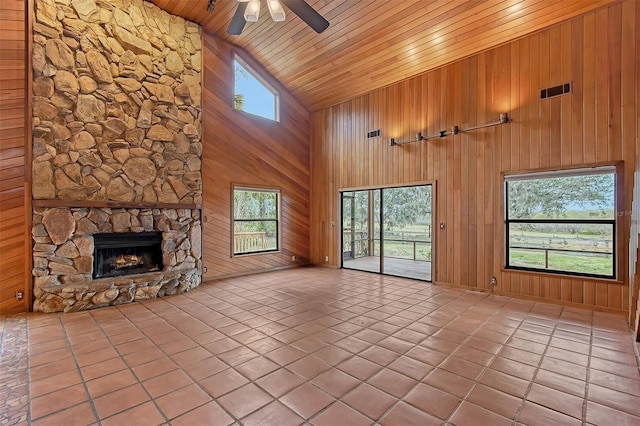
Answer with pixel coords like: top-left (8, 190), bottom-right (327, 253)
top-left (501, 267), bottom-right (624, 285)
top-left (232, 250), bottom-right (280, 258)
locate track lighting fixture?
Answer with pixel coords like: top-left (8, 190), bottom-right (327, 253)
top-left (388, 113), bottom-right (511, 146)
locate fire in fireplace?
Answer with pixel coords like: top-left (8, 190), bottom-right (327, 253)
top-left (93, 232), bottom-right (163, 279)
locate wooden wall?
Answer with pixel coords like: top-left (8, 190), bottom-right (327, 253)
top-left (1, 1), bottom-right (636, 314)
top-left (310, 0), bottom-right (639, 314)
top-left (201, 34), bottom-right (311, 280)
top-left (0, 0), bottom-right (29, 314)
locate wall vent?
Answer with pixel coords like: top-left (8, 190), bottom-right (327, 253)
top-left (540, 82), bottom-right (571, 99)
top-left (367, 129), bottom-right (381, 139)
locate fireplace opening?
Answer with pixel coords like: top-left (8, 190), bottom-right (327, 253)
top-left (93, 232), bottom-right (163, 279)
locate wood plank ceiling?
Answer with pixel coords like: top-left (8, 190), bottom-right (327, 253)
top-left (154, 0), bottom-right (614, 111)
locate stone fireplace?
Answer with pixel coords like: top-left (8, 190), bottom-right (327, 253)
top-left (31, 0), bottom-right (204, 312)
top-left (32, 207), bottom-right (201, 313)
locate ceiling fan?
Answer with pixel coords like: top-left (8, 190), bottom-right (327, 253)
top-left (225, 0), bottom-right (329, 35)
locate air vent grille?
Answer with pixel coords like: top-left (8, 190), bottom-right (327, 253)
top-left (367, 129), bottom-right (381, 139)
top-left (541, 82), bottom-right (571, 99)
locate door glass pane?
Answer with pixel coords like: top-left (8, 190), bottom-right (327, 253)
top-left (342, 193), bottom-right (354, 260)
top-left (371, 189), bottom-right (381, 262)
top-left (342, 189), bottom-right (380, 273)
top-left (382, 185), bottom-right (432, 280)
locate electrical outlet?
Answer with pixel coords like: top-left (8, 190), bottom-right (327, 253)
top-left (490, 276), bottom-right (497, 286)
top-left (325, 256), bottom-right (329, 262)
top-left (292, 255), bottom-right (296, 262)
top-left (15, 291), bottom-right (24, 300)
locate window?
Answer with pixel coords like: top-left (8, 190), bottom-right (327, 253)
top-left (233, 55), bottom-right (279, 121)
top-left (233, 187), bottom-right (280, 255)
top-left (505, 166), bottom-right (616, 279)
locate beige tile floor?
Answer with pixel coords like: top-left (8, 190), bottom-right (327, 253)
top-left (1, 267), bottom-right (640, 425)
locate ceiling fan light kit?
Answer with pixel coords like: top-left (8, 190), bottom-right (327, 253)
top-left (267, 0), bottom-right (286, 21)
top-left (227, 0), bottom-right (329, 35)
top-left (243, 0), bottom-right (260, 22)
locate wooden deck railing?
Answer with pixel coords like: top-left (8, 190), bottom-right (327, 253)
top-left (234, 231), bottom-right (267, 254)
top-left (343, 230), bottom-right (432, 261)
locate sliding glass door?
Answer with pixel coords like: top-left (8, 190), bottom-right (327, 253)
top-left (341, 184), bottom-right (432, 281)
top-left (341, 189), bottom-right (380, 273)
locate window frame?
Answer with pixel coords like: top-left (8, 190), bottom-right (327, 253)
top-left (503, 165), bottom-right (617, 280)
top-left (232, 185), bottom-right (281, 257)
top-left (232, 53), bottom-right (280, 122)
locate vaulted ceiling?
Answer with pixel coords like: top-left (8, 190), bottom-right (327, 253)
top-left (151, 0), bottom-right (615, 111)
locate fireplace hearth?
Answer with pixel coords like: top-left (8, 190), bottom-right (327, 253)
top-left (93, 232), bottom-right (163, 279)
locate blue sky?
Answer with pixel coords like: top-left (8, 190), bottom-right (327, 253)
top-left (234, 60), bottom-right (276, 120)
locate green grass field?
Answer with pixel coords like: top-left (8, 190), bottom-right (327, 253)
top-left (509, 249), bottom-right (613, 276)
top-left (377, 240), bottom-right (431, 261)
top-left (348, 220), bottom-right (614, 276)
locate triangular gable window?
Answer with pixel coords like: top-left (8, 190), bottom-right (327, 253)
top-left (233, 55), bottom-right (279, 122)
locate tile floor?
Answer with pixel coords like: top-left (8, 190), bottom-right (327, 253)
top-left (1, 267), bottom-right (640, 425)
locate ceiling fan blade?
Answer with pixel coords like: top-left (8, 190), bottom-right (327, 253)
top-left (280, 0), bottom-right (329, 33)
top-left (227, 2), bottom-right (248, 35)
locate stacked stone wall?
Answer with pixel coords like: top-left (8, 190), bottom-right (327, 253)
top-left (31, 0), bottom-right (204, 312)
top-left (32, 0), bottom-right (202, 204)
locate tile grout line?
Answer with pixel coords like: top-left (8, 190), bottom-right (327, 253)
top-left (444, 297), bottom-right (533, 425)
top-left (116, 302), bottom-right (238, 424)
top-left (57, 313), bottom-right (104, 426)
top-left (96, 305), bottom-right (175, 425)
top-left (514, 306), bottom-right (594, 424)
top-left (510, 311), bottom-right (559, 425)
top-left (181, 278), bottom-right (445, 423)
top-left (324, 286), bottom-right (546, 424)
top-left (295, 283), bottom-right (459, 424)
top-left (380, 294), bottom-right (487, 423)
top-left (361, 290), bottom-right (506, 424)
top-left (57, 307), bottom-right (173, 424)
top-left (301, 290), bottom-right (460, 424)
top-left (26, 314), bottom-right (99, 424)
top-left (159, 295), bottom-right (260, 424)
top-left (151, 290), bottom-right (307, 422)
top-left (581, 311), bottom-right (595, 425)
top-left (205, 285), bottom-right (372, 424)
